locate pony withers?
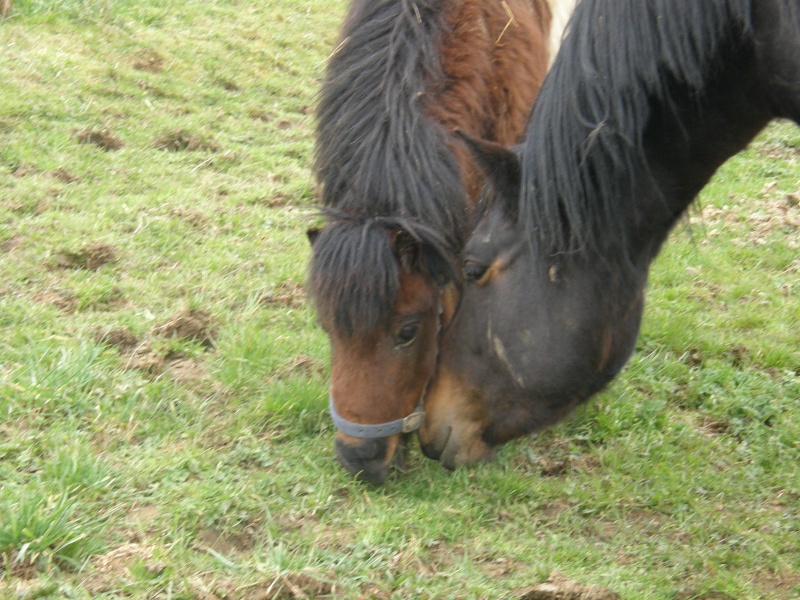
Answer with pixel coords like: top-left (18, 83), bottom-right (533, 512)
top-left (420, 0), bottom-right (800, 468)
top-left (309, 0), bottom-right (573, 483)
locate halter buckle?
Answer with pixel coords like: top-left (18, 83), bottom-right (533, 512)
top-left (400, 409), bottom-right (425, 433)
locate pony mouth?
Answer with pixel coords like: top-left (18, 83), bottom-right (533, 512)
top-left (420, 425), bottom-right (452, 463)
top-left (335, 433), bottom-right (412, 485)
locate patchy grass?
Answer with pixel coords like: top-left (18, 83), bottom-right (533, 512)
top-left (1, 0), bottom-right (799, 598)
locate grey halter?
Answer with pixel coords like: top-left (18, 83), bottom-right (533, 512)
top-left (329, 393), bottom-right (425, 439)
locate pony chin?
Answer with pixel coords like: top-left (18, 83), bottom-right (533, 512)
top-left (334, 432), bottom-right (408, 485)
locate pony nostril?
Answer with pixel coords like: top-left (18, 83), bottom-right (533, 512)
top-left (334, 436), bottom-right (391, 485)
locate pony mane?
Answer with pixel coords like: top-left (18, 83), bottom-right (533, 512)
top-left (309, 211), bottom-right (453, 335)
top-left (314, 0), bottom-right (468, 254)
top-left (519, 0), bottom-right (754, 260)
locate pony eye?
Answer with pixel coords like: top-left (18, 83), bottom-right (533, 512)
top-left (395, 323), bottom-right (419, 348)
top-left (463, 260), bottom-right (489, 282)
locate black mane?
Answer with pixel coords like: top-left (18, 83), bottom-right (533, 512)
top-left (312, 0), bottom-right (470, 333)
top-left (314, 0), bottom-right (467, 253)
top-left (519, 0), bottom-right (755, 260)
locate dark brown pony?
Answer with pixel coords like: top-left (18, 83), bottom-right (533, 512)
top-left (420, 0), bottom-right (800, 469)
top-left (309, 0), bottom-right (570, 483)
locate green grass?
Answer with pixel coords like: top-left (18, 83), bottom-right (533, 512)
top-left (1, 1), bottom-right (799, 598)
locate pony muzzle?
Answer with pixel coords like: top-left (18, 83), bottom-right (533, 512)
top-left (329, 392), bottom-right (422, 484)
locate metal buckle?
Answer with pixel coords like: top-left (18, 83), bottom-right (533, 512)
top-left (401, 410), bottom-right (425, 433)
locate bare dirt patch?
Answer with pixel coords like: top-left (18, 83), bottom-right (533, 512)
top-left (132, 48), bottom-right (165, 73)
top-left (699, 416), bottom-right (730, 436)
top-left (0, 233), bottom-right (23, 253)
top-left (33, 289), bottom-right (78, 313)
top-left (260, 280), bottom-right (306, 309)
top-left (94, 326), bottom-right (140, 351)
top-left (746, 192), bottom-right (800, 247)
top-left (127, 504), bottom-right (160, 526)
top-left (50, 167), bottom-right (79, 183)
top-left (54, 242), bottom-right (117, 270)
top-left (153, 308), bottom-right (217, 347)
top-left (167, 356), bottom-right (208, 384)
top-left (268, 355), bottom-right (324, 383)
top-left (81, 542), bottom-right (159, 595)
top-left (517, 571), bottom-right (620, 600)
top-left (124, 342), bottom-right (165, 373)
top-left (1, 552), bottom-right (38, 580)
top-left (153, 129), bottom-right (219, 152)
top-left (170, 206), bottom-right (210, 229)
top-left (186, 572), bottom-right (334, 600)
top-left (75, 127), bottom-right (124, 151)
top-left (11, 162), bottom-right (38, 177)
top-left (752, 567), bottom-right (800, 598)
top-left (249, 108), bottom-right (275, 122)
top-left (195, 526), bottom-right (257, 555)
top-left (693, 189), bottom-right (800, 248)
top-left (251, 572), bottom-right (333, 599)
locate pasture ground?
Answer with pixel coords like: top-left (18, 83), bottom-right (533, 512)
top-left (1, 0), bottom-right (799, 598)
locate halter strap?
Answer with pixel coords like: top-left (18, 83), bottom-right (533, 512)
top-left (329, 393), bottom-right (425, 439)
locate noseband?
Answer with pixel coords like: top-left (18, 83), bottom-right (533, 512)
top-left (329, 393), bottom-right (425, 438)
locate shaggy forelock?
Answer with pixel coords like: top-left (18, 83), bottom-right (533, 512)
top-left (308, 212), bottom-right (455, 336)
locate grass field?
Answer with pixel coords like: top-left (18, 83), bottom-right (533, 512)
top-left (1, 1), bottom-right (799, 598)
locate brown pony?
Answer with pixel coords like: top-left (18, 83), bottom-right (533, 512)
top-left (309, 0), bottom-right (572, 483)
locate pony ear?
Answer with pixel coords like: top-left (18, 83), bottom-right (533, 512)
top-left (307, 227), bottom-right (322, 246)
top-left (391, 228), bottom-right (455, 287)
top-left (392, 229), bottom-right (419, 272)
top-left (455, 130), bottom-right (521, 217)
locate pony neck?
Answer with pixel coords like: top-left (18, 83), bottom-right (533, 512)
top-left (519, 0), bottom-right (770, 269)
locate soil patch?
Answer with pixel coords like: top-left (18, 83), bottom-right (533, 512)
top-left (82, 542), bottom-right (158, 595)
top-left (260, 281), bottom-right (306, 309)
top-left (124, 342), bottom-right (164, 373)
top-left (50, 167), bottom-right (79, 183)
top-left (195, 527), bottom-right (256, 555)
top-left (694, 190), bottom-right (799, 248)
top-left (95, 326), bottom-right (140, 351)
top-left (1, 552), bottom-right (38, 580)
top-left (153, 308), bottom-right (217, 347)
top-left (517, 572), bottom-right (620, 600)
top-left (0, 233), bottom-right (23, 253)
top-left (34, 289), bottom-right (78, 313)
top-left (249, 109), bottom-right (275, 122)
top-left (75, 127), bottom-right (124, 151)
top-left (170, 206), bottom-right (209, 228)
top-left (269, 355), bottom-right (324, 382)
top-left (167, 356), bottom-right (208, 384)
top-left (242, 572), bottom-right (333, 599)
top-left (54, 242), bottom-right (117, 270)
top-left (132, 49), bottom-right (165, 72)
top-left (153, 129), bottom-right (219, 152)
